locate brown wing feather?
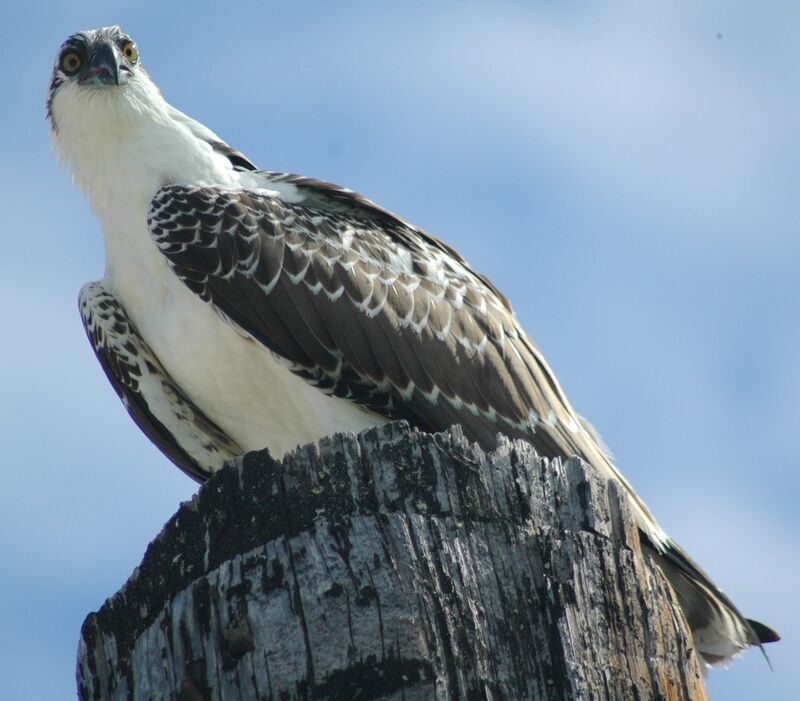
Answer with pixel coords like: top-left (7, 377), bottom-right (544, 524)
top-left (79, 281), bottom-right (242, 482)
top-left (262, 171), bottom-right (513, 311)
top-left (147, 184), bottom-right (582, 462)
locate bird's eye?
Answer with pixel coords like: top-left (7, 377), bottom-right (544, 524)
top-left (121, 42), bottom-right (139, 63)
top-left (61, 51), bottom-right (83, 75)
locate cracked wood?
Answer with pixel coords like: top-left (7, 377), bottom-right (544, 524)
top-left (77, 422), bottom-right (708, 701)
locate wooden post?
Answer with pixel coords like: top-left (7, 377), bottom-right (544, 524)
top-left (77, 422), bottom-right (708, 700)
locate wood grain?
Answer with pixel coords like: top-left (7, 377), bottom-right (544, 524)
top-left (78, 422), bottom-right (707, 700)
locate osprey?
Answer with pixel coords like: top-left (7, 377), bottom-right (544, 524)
top-left (49, 26), bottom-right (777, 666)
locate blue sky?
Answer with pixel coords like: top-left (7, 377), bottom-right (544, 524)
top-left (1, 3), bottom-right (798, 699)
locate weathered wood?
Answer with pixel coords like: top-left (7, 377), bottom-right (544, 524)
top-left (77, 422), bottom-right (708, 701)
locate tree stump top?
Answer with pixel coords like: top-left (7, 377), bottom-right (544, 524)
top-left (78, 422), bottom-right (707, 701)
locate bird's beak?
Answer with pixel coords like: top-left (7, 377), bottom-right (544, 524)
top-left (79, 41), bottom-right (126, 87)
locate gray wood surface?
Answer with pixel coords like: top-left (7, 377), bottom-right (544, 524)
top-left (77, 422), bottom-right (707, 700)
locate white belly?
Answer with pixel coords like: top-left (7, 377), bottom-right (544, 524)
top-left (110, 229), bottom-right (387, 458)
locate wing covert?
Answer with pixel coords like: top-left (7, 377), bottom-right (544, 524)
top-left (147, 183), bottom-right (584, 459)
top-left (79, 281), bottom-right (242, 481)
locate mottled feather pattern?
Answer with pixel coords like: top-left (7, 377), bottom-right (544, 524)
top-left (147, 183), bottom-right (583, 457)
top-left (79, 281), bottom-right (242, 481)
top-left (80, 283), bottom-right (142, 391)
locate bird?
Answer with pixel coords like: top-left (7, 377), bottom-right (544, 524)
top-left (49, 26), bottom-right (777, 667)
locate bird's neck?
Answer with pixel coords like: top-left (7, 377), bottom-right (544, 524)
top-left (51, 78), bottom-right (235, 278)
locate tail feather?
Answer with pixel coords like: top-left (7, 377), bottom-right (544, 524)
top-left (648, 539), bottom-right (779, 665)
top-left (747, 618), bottom-right (781, 644)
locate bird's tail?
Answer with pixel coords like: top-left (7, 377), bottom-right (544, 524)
top-left (648, 538), bottom-right (779, 665)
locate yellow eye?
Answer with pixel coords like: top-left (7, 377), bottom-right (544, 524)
top-left (61, 51), bottom-right (82, 75)
top-left (122, 42), bottom-right (139, 63)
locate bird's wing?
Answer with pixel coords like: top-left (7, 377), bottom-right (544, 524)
top-left (144, 177), bottom-right (780, 662)
top-left (146, 178), bottom-right (588, 461)
top-left (79, 281), bottom-right (242, 481)
top-left (256, 170), bottom-right (508, 305)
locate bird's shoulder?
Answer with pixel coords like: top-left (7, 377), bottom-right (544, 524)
top-left (152, 164), bottom-right (513, 313)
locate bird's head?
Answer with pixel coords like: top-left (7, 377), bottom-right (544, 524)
top-left (47, 27), bottom-right (164, 144)
top-left (47, 26), bottom-right (174, 193)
